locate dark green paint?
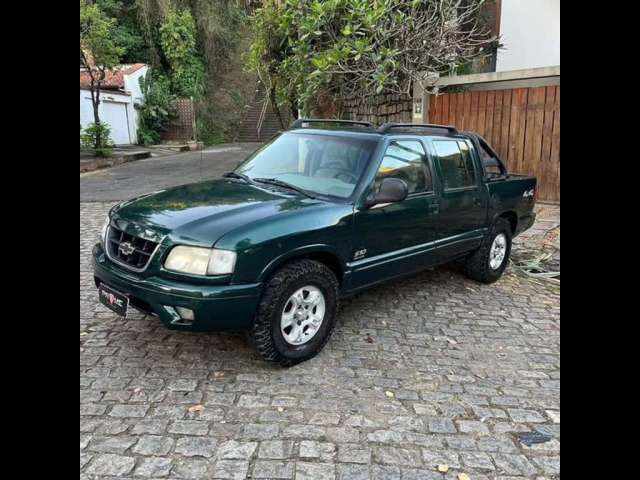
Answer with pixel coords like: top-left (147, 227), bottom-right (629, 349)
top-left (93, 128), bottom-right (536, 331)
top-left (93, 244), bottom-right (261, 330)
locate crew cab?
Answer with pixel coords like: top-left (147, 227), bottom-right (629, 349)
top-left (93, 119), bottom-right (536, 365)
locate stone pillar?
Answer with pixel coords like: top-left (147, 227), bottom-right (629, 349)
top-left (412, 81), bottom-right (429, 123)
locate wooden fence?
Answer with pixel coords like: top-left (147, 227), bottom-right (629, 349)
top-left (430, 86), bottom-right (560, 202)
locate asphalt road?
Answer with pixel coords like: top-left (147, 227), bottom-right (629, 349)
top-left (80, 143), bottom-right (263, 203)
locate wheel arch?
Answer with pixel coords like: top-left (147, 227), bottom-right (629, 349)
top-left (496, 210), bottom-right (518, 235)
top-left (258, 245), bottom-right (346, 285)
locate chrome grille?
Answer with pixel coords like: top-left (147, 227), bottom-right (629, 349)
top-left (106, 226), bottom-right (159, 271)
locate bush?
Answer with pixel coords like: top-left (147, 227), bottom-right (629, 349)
top-left (159, 9), bottom-right (204, 98)
top-left (81, 122), bottom-right (114, 157)
top-left (196, 123), bottom-right (225, 146)
top-left (246, 0), bottom-right (497, 115)
top-left (136, 72), bottom-right (177, 145)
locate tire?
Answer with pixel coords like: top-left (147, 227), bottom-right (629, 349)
top-left (464, 217), bottom-right (512, 284)
top-left (250, 259), bottom-right (339, 366)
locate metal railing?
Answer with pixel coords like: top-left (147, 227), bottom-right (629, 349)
top-left (256, 97), bottom-right (269, 141)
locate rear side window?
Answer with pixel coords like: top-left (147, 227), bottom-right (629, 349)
top-left (375, 140), bottom-right (431, 194)
top-left (433, 140), bottom-right (476, 189)
top-left (478, 138), bottom-right (505, 178)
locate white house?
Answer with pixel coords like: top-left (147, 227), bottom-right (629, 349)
top-left (495, 0), bottom-right (560, 72)
top-left (80, 64), bottom-right (148, 145)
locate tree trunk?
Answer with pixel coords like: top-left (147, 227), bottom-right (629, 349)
top-left (89, 76), bottom-right (102, 150)
top-left (92, 98), bottom-right (102, 150)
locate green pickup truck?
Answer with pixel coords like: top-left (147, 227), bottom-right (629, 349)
top-left (93, 119), bottom-right (536, 365)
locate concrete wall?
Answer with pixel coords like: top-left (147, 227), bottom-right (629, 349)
top-left (123, 66), bottom-right (148, 144)
top-left (496, 0), bottom-right (560, 72)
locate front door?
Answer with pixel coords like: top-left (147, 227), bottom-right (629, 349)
top-left (430, 138), bottom-right (487, 258)
top-left (348, 139), bottom-right (440, 290)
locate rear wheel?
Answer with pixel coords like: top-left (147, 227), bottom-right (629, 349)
top-left (464, 218), bottom-right (512, 283)
top-left (250, 259), bottom-right (339, 366)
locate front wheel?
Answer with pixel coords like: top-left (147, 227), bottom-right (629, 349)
top-left (464, 218), bottom-right (512, 283)
top-left (250, 259), bottom-right (339, 366)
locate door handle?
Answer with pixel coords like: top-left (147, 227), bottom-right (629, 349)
top-left (428, 203), bottom-right (439, 214)
top-left (473, 197), bottom-right (482, 206)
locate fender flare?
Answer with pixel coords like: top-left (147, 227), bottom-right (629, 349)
top-left (257, 244), bottom-right (346, 283)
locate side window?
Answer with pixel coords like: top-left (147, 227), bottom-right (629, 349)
top-left (375, 140), bottom-right (431, 194)
top-left (433, 140), bottom-right (476, 190)
top-left (478, 138), bottom-right (505, 178)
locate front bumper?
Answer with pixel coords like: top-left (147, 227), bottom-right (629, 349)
top-left (92, 244), bottom-right (261, 331)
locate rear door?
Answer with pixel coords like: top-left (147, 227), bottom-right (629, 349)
top-left (429, 137), bottom-right (488, 258)
top-left (349, 138), bottom-right (440, 290)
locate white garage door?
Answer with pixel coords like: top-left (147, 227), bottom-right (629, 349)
top-left (101, 100), bottom-right (131, 145)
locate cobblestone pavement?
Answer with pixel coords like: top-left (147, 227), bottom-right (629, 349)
top-left (81, 199), bottom-right (559, 480)
top-left (511, 205), bottom-right (560, 281)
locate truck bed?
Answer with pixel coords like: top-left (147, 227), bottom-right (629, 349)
top-left (486, 174), bottom-right (537, 236)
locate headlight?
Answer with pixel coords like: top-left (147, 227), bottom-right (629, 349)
top-left (208, 249), bottom-right (238, 275)
top-left (99, 215), bottom-right (110, 245)
top-left (164, 246), bottom-right (237, 276)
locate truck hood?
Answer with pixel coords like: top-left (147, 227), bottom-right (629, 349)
top-left (112, 179), bottom-right (325, 246)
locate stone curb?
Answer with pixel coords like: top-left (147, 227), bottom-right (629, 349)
top-left (80, 151), bottom-right (151, 173)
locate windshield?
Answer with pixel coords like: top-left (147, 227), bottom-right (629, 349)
top-left (235, 132), bottom-right (378, 199)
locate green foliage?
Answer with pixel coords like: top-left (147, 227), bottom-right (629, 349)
top-left (81, 123), bottom-right (114, 157)
top-left (159, 8), bottom-right (205, 98)
top-left (187, 0), bottom-right (244, 77)
top-left (136, 1), bottom-right (253, 142)
top-left (196, 124), bottom-right (225, 146)
top-left (190, 2), bottom-right (251, 144)
top-left (196, 21), bottom-right (258, 145)
top-left (80, 0), bottom-right (124, 70)
top-left (246, 0), bottom-right (496, 115)
top-left (81, 0), bottom-right (125, 144)
top-left (136, 71), bottom-right (178, 145)
top-left (94, 0), bottom-right (147, 63)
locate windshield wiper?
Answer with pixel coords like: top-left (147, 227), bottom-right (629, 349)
top-left (222, 171), bottom-right (254, 184)
top-left (253, 178), bottom-right (317, 199)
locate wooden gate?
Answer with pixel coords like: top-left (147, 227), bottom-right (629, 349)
top-left (162, 97), bottom-right (196, 142)
top-left (430, 86), bottom-right (560, 202)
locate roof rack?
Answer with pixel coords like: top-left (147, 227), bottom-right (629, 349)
top-left (378, 123), bottom-right (459, 135)
top-left (289, 118), bottom-right (374, 129)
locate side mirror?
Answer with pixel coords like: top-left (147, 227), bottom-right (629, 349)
top-left (365, 178), bottom-right (409, 208)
